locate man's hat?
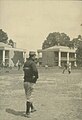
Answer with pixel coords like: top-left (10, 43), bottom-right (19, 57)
top-left (29, 51), bottom-right (36, 57)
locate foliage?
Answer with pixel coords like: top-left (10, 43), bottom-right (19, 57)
top-left (0, 29), bottom-right (15, 47)
top-left (42, 32), bottom-right (70, 49)
top-left (70, 35), bottom-right (82, 48)
top-left (12, 51), bottom-right (24, 66)
top-left (8, 39), bottom-right (14, 47)
top-left (0, 29), bottom-right (8, 43)
top-left (76, 36), bottom-right (82, 66)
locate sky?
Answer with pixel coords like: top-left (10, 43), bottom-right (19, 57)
top-left (0, 0), bottom-right (82, 52)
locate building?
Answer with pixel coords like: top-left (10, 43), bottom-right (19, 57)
top-left (0, 42), bottom-right (26, 67)
top-left (37, 46), bottom-right (77, 67)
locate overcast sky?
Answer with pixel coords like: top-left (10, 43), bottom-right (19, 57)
top-left (0, 0), bottom-right (82, 52)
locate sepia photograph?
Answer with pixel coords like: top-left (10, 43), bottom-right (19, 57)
top-left (0, 0), bottom-right (82, 120)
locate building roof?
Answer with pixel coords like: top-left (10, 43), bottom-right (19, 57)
top-left (0, 42), bottom-right (12, 48)
top-left (0, 42), bottom-right (26, 51)
top-left (46, 45), bottom-right (72, 50)
top-left (38, 46), bottom-right (77, 53)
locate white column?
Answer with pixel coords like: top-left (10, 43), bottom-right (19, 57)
top-left (37, 52), bottom-right (40, 58)
top-left (74, 53), bottom-right (77, 67)
top-left (2, 50), bottom-right (5, 66)
top-left (38, 52), bottom-right (42, 58)
top-left (23, 52), bottom-right (26, 62)
top-left (58, 51), bottom-right (61, 67)
top-left (67, 52), bottom-right (69, 64)
top-left (9, 51), bottom-right (11, 67)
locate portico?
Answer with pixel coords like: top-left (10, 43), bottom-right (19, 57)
top-left (37, 46), bottom-right (77, 67)
top-left (0, 42), bottom-right (26, 67)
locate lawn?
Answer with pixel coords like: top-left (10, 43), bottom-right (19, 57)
top-left (0, 67), bottom-right (82, 120)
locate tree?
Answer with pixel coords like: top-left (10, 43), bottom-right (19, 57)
top-left (0, 29), bottom-right (8, 43)
top-left (76, 45), bottom-right (82, 66)
top-left (8, 39), bottom-right (14, 47)
top-left (42, 32), bottom-right (70, 49)
top-left (75, 35), bottom-right (82, 66)
top-left (70, 35), bottom-right (82, 48)
top-left (12, 51), bottom-right (24, 66)
top-left (60, 33), bottom-right (70, 46)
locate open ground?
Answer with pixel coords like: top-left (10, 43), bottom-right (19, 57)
top-left (0, 67), bottom-right (82, 120)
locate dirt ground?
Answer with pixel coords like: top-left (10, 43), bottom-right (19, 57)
top-left (0, 67), bottom-right (82, 120)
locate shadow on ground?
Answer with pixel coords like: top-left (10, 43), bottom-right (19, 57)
top-left (6, 108), bottom-right (25, 117)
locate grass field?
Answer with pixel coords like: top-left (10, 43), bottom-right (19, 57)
top-left (0, 67), bottom-right (82, 120)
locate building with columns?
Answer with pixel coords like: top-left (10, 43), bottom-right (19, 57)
top-left (37, 46), bottom-right (77, 67)
top-left (0, 42), bottom-right (26, 67)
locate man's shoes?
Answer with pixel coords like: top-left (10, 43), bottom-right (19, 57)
top-left (24, 113), bottom-right (31, 118)
top-left (30, 102), bottom-right (36, 113)
top-left (23, 111), bottom-right (30, 118)
top-left (31, 108), bottom-right (36, 113)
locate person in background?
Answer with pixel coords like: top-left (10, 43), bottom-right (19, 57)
top-left (62, 63), bottom-right (67, 74)
top-left (23, 51), bottom-right (38, 117)
top-left (68, 62), bottom-right (71, 74)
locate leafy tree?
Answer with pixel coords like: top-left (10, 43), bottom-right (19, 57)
top-left (67, 40), bottom-right (74, 48)
top-left (75, 35), bottom-right (82, 66)
top-left (76, 46), bottom-right (82, 66)
top-left (8, 39), bottom-right (14, 47)
top-left (12, 51), bottom-right (24, 66)
top-left (70, 35), bottom-right (82, 48)
top-left (0, 29), bottom-right (8, 43)
top-left (42, 32), bottom-right (70, 49)
top-left (60, 33), bottom-right (70, 46)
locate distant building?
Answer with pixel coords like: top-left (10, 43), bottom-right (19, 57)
top-left (37, 46), bottom-right (77, 67)
top-left (0, 42), bottom-right (26, 67)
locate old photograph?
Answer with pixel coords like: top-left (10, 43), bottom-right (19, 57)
top-left (0, 0), bottom-right (82, 120)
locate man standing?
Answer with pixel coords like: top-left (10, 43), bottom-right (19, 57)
top-left (23, 51), bottom-right (38, 117)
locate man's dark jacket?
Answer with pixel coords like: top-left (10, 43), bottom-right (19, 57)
top-left (23, 58), bottom-right (38, 83)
